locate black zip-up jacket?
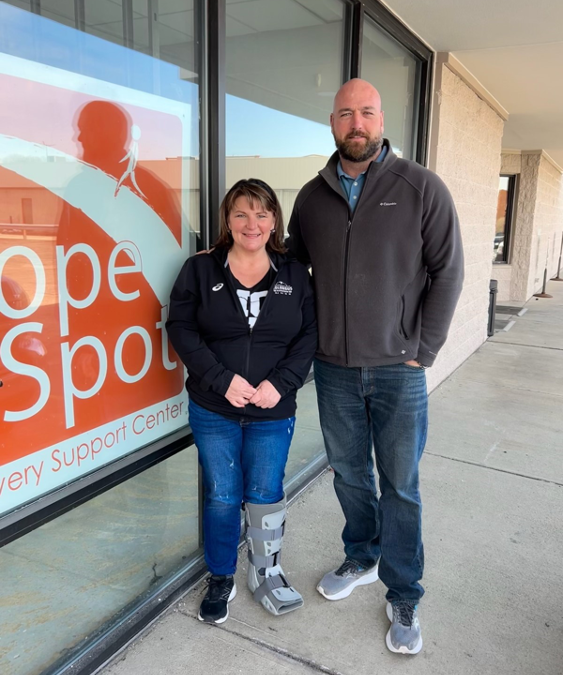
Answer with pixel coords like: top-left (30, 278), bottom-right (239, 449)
top-left (166, 248), bottom-right (317, 420)
top-left (287, 140), bottom-right (464, 368)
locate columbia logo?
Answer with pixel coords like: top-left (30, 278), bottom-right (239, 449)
top-left (273, 281), bottom-right (293, 295)
top-left (380, 202), bottom-right (397, 207)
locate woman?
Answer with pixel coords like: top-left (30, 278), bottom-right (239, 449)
top-left (166, 179), bottom-right (317, 624)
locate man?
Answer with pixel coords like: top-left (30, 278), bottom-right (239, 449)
top-left (286, 79), bottom-right (464, 655)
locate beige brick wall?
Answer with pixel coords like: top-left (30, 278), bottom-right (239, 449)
top-left (530, 155), bottom-right (563, 294)
top-left (498, 151), bottom-right (563, 301)
top-left (427, 65), bottom-right (505, 391)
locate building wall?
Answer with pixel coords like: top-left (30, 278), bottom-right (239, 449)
top-left (530, 154), bottom-right (563, 293)
top-left (499, 151), bottom-right (563, 302)
top-left (427, 64), bottom-right (505, 391)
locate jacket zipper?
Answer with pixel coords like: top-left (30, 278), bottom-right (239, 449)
top-left (328, 171), bottom-right (376, 367)
top-left (241, 271), bottom-right (280, 416)
top-left (344, 218), bottom-right (352, 365)
top-left (320, 160), bottom-right (382, 367)
top-left (217, 257), bottom-right (282, 417)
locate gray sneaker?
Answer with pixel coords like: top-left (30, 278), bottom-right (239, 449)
top-left (317, 558), bottom-right (379, 601)
top-left (386, 600), bottom-right (423, 654)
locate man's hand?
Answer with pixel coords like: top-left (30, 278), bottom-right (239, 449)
top-left (196, 247), bottom-right (214, 255)
top-left (404, 359), bottom-right (423, 368)
top-left (225, 374), bottom-right (257, 408)
top-left (249, 380), bottom-right (281, 409)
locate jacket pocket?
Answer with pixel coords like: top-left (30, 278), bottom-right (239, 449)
top-left (396, 296), bottom-right (409, 341)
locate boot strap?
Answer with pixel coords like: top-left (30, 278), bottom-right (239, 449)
top-left (252, 573), bottom-right (289, 603)
top-left (246, 524), bottom-right (285, 542)
top-left (248, 550), bottom-right (280, 568)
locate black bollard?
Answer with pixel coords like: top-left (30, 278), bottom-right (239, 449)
top-left (533, 267), bottom-right (553, 298)
top-left (551, 235), bottom-right (563, 281)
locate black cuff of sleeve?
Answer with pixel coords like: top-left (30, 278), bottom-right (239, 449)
top-left (266, 376), bottom-right (288, 398)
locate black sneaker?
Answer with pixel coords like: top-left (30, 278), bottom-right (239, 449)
top-left (198, 575), bottom-right (237, 624)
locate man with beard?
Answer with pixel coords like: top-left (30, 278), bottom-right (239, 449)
top-left (286, 79), bottom-right (464, 655)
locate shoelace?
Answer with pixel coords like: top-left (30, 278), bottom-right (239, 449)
top-left (336, 558), bottom-right (363, 576)
top-left (394, 602), bottom-right (416, 627)
top-left (206, 576), bottom-right (232, 602)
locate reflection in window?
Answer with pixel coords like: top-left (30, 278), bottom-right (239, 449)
top-left (0, 447), bottom-right (200, 674)
top-left (0, 3), bottom-right (198, 488)
top-left (225, 0), bottom-right (343, 476)
top-left (361, 15), bottom-right (420, 160)
top-left (225, 0), bottom-right (346, 224)
top-left (494, 175), bottom-right (516, 263)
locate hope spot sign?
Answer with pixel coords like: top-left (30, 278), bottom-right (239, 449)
top-left (0, 59), bottom-right (192, 516)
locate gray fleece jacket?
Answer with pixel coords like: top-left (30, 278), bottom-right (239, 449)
top-left (286, 140), bottom-right (464, 368)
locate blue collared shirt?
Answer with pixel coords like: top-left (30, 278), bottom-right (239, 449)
top-left (337, 146), bottom-right (387, 213)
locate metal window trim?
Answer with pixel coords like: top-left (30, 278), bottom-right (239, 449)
top-left (74, 0), bottom-right (85, 31)
top-left (345, 1), bottom-right (363, 80)
top-left (361, 0), bottom-right (433, 61)
top-left (206, 0), bottom-right (225, 245)
top-left (122, 0), bottom-right (134, 48)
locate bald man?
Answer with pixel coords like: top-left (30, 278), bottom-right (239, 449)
top-left (287, 79), bottom-right (464, 655)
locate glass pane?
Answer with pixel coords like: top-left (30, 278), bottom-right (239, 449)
top-left (0, 1), bottom-right (198, 512)
top-left (494, 176), bottom-right (510, 262)
top-left (361, 15), bottom-right (421, 159)
top-left (0, 446), bottom-right (200, 674)
top-left (225, 0), bottom-right (345, 475)
top-left (226, 0), bottom-right (345, 226)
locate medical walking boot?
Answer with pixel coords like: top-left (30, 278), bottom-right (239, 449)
top-left (245, 497), bottom-right (304, 616)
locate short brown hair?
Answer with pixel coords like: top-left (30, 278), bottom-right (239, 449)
top-left (216, 178), bottom-right (286, 254)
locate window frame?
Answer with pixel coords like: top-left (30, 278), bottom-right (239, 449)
top-left (494, 173), bottom-right (517, 265)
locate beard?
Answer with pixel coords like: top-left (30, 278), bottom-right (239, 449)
top-left (334, 130), bottom-right (383, 163)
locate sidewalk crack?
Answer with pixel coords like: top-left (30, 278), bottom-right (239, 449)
top-left (425, 452), bottom-right (563, 486)
top-left (488, 340), bottom-right (563, 351)
top-left (179, 609), bottom-right (347, 674)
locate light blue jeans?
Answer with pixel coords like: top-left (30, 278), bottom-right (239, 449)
top-left (189, 400), bottom-right (295, 576)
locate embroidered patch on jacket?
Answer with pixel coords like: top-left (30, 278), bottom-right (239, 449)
top-left (273, 281), bottom-right (293, 295)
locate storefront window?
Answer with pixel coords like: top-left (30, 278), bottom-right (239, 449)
top-left (361, 14), bottom-right (421, 159)
top-left (0, 446), bottom-right (200, 674)
top-left (0, 0), bottom-right (199, 515)
top-left (0, 2), bottom-right (201, 672)
top-left (224, 0), bottom-right (346, 474)
top-left (494, 175), bottom-right (516, 263)
top-left (225, 0), bottom-right (346, 224)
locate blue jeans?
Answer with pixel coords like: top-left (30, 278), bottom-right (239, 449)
top-left (314, 359), bottom-right (428, 602)
top-left (189, 400), bottom-right (295, 576)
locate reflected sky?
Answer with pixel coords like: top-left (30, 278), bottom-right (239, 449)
top-left (0, 2), bottom-right (336, 160)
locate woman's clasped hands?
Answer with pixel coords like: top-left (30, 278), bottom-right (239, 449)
top-left (225, 374), bottom-right (281, 409)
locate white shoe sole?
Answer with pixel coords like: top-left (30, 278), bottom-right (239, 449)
top-left (385, 601), bottom-right (423, 654)
top-left (198, 583), bottom-right (237, 624)
top-left (316, 565), bottom-right (379, 601)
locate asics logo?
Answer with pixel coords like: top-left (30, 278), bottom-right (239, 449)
top-left (212, 283), bottom-right (224, 291)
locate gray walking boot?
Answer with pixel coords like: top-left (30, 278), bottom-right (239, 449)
top-left (245, 497), bottom-right (304, 615)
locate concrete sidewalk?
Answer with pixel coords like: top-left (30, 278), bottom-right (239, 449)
top-left (102, 282), bottom-right (563, 675)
